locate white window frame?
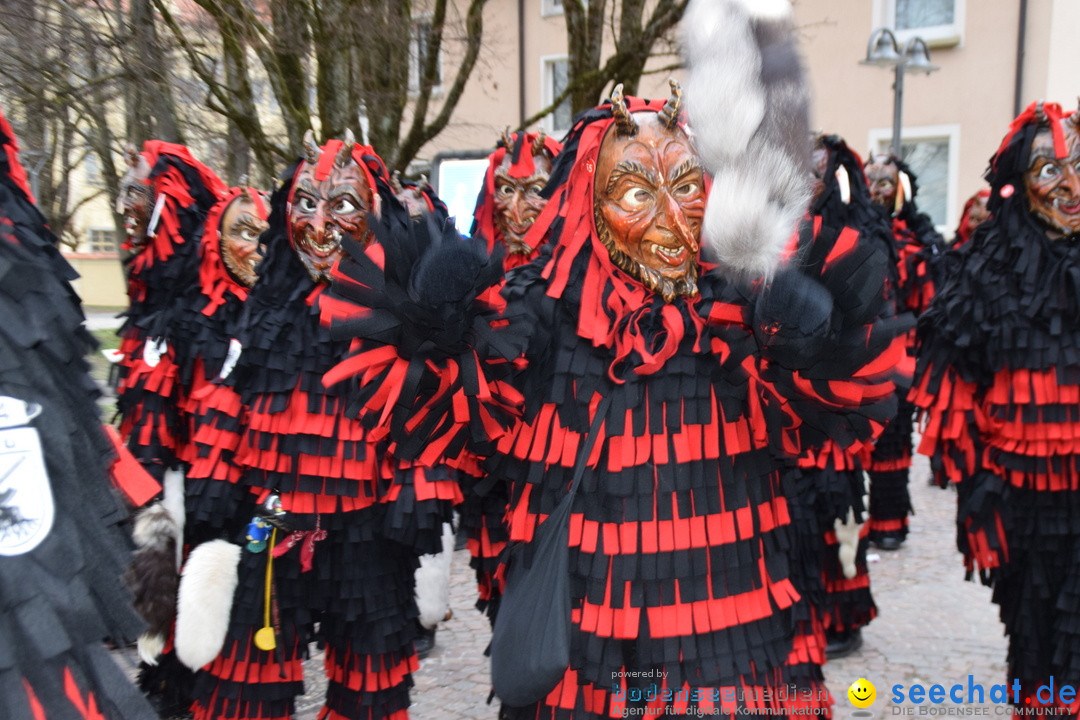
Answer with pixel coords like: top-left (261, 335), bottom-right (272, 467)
top-left (84, 152), bottom-right (104, 188)
top-left (874, 0), bottom-right (964, 48)
top-left (87, 227), bottom-right (119, 254)
top-left (541, 54), bottom-right (572, 137)
top-left (409, 16), bottom-right (443, 95)
top-left (541, 0), bottom-right (564, 18)
top-left (868, 123), bottom-right (960, 234)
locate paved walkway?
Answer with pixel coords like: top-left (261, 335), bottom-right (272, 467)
top-left (289, 452), bottom-right (1010, 720)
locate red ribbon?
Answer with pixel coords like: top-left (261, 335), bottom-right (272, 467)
top-left (270, 516), bottom-right (327, 573)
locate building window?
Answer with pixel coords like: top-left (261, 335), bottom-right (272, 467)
top-left (541, 0), bottom-right (564, 17)
top-left (877, 0), bottom-right (962, 47)
top-left (84, 152), bottom-right (104, 187)
top-left (410, 19), bottom-right (442, 93)
top-left (87, 228), bottom-right (118, 254)
top-left (869, 124), bottom-right (959, 232)
top-left (543, 56), bottom-right (572, 136)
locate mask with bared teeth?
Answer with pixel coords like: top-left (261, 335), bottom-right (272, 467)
top-left (593, 83), bottom-right (705, 302)
top-left (288, 130), bottom-right (373, 283)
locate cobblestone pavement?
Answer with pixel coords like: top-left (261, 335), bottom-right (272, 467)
top-left (289, 451), bottom-right (1011, 720)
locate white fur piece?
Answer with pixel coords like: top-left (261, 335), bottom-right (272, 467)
top-left (132, 501), bottom-right (180, 553)
top-left (683, 0), bottom-right (812, 283)
top-left (137, 632), bottom-right (165, 666)
top-left (683, 0), bottom-right (763, 160)
top-left (175, 540), bottom-right (241, 670)
top-left (834, 508), bottom-right (864, 580)
top-left (731, 0), bottom-right (792, 21)
top-left (161, 467), bottom-right (186, 567)
top-left (415, 523), bottom-right (455, 629)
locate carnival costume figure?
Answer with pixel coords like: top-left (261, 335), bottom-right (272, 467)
top-left (0, 108), bottom-right (158, 720)
top-left (455, 130), bottom-right (564, 624)
top-left (390, 173), bottom-right (457, 658)
top-left (862, 153), bottom-right (945, 549)
top-left (952, 188), bottom-right (991, 249)
top-left (912, 100), bottom-right (1080, 712)
top-left (319, 2), bottom-right (909, 716)
top-left (186, 132), bottom-right (459, 720)
top-left (791, 134), bottom-right (905, 659)
top-left (112, 141), bottom-right (230, 714)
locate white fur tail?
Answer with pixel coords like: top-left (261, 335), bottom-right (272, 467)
top-left (682, 0), bottom-right (811, 283)
top-left (415, 523), bottom-right (455, 629)
top-left (175, 540), bottom-right (241, 670)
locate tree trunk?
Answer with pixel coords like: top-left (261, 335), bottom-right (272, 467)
top-left (269, 0), bottom-right (313, 150)
top-left (312, 0), bottom-right (353, 141)
top-left (128, 0), bottom-right (183, 143)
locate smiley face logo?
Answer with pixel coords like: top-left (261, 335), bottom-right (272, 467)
top-left (848, 678), bottom-right (876, 708)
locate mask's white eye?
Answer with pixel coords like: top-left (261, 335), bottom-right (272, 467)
top-left (298, 196), bottom-right (317, 213)
top-left (496, 183), bottom-right (515, 197)
top-left (673, 181), bottom-right (699, 198)
top-left (620, 186), bottom-right (652, 208)
top-left (1038, 163), bottom-right (1061, 181)
top-left (333, 197), bottom-right (358, 214)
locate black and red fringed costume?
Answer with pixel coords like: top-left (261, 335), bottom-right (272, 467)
top-left (115, 142), bottom-right (228, 478)
top-left (181, 186), bottom-right (269, 546)
top-left (188, 141), bottom-right (460, 720)
top-left (470, 131), bottom-right (563, 272)
top-left (0, 109), bottom-right (158, 719)
top-left (459, 131), bottom-right (563, 619)
top-left (792, 135), bottom-right (905, 654)
top-left (912, 101), bottom-right (1080, 712)
top-left (866, 158), bottom-right (945, 546)
top-left (321, 96), bottom-right (908, 719)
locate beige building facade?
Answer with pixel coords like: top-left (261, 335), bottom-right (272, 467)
top-left (795, 0), bottom-right (1080, 234)
top-left (67, 0), bottom-right (1080, 305)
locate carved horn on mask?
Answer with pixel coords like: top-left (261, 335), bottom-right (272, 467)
top-left (302, 130), bottom-right (321, 164)
top-left (390, 170), bottom-right (403, 194)
top-left (500, 126), bottom-right (514, 150)
top-left (611, 84), bottom-right (637, 137)
top-left (124, 144), bottom-right (140, 168)
top-left (532, 131), bottom-right (548, 157)
top-left (1070, 97), bottom-right (1080, 127)
top-left (1035, 101), bottom-right (1047, 124)
top-left (335, 129), bottom-right (355, 167)
top-left (658, 79), bottom-right (683, 130)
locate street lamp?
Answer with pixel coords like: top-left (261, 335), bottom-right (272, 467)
top-left (861, 27), bottom-right (940, 157)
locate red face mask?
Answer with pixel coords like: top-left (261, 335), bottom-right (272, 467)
top-left (493, 153), bottom-right (552, 254)
top-left (865, 159), bottom-right (899, 213)
top-left (396, 185), bottom-right (429, 217)
top-left (964, 194), bottom-right (989, 235)
top-left (1024, 122), bottom-right (1080, 238)
top-left (116, 152), bottom-right (153, 250)
top-left (593, 112), bottom-right (705, 302)
top-left (288, 159), bottom-right (372, 282)
top-left (220, 195), bottom-right (268, 287)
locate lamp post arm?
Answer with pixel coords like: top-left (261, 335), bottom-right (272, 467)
top-left (891, 62), bottom-right (905, 157)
